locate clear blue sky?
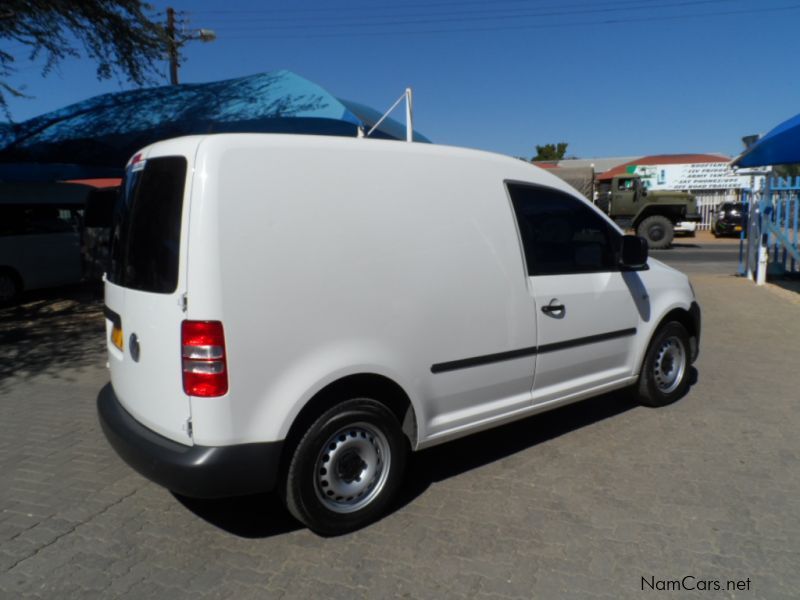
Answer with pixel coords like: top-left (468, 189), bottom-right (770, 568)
top-left (3, 0), bottom-right (799, 159)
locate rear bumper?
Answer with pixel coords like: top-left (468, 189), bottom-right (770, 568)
top-left (683, 213), bottom-right (702, 222)
top-left (97, 383), bottom-right (283, 498)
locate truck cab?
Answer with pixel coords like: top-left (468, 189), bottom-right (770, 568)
top-left (605, 175), bottom-right (700, 249)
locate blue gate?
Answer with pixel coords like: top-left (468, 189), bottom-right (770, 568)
top-left (739, 177), bottom-right (800, 282)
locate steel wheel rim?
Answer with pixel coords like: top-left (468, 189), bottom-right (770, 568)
top-left (648, 224), bottom-right (665, 241)
top-left (314, 422), bottom-right (391, 514)
top-left (653, 336), bottom-right (686, 394)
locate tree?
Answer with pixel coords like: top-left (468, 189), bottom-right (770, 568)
top-left (532, 142), bottom-right (568, 162)
top-left (0, 1), bottom-right (170, 117)
top-left (773, 164), bottom-right (800, 179)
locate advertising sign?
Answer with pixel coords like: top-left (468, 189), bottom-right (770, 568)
top-left (626, 162), bottom-right (753, 191)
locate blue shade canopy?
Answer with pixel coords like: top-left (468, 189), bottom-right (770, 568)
top-left (0, 70), bottom-right (429, 174)
top-left (733, 112), bottom-right (800, 167)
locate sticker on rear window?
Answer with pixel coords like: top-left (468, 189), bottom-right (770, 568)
top-left (130, 159), bottom-right (146, 172)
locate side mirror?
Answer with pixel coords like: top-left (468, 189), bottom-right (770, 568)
top-left (620, 235), bottom-right (649, 270)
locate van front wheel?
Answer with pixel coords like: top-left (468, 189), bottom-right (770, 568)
top-left (283, 398), bottom-right (407, 535)
top-left (636, 321), bottom-right (691, 407)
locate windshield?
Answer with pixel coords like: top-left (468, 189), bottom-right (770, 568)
top-left (108, 156), bottom-right (187, 293)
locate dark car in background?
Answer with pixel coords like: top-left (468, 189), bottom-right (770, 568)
top-left (712, 202), bottom-right (745, 237)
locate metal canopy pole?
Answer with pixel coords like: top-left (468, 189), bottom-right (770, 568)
top-left (366, 88), bottom-right (414, 142)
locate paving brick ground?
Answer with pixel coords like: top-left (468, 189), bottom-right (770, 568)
top-left (1, 242), bottom-right (798, 599)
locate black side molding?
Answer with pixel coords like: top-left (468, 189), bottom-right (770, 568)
top-left (431, 328), bottom-right (637, 374)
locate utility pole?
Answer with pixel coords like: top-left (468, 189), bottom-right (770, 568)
top-left (167, 7), bottom-right (179, 85)
top-left (165, 7), bottom-right (215, 86)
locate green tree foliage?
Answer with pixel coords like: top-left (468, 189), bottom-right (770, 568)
top-left (0, 1), bottom-right (169, 117)
top-left (773, 164), bottom-right (800, 178)
top-left (532, 142), bottom-right (569, 162)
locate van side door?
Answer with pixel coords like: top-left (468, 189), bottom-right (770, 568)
top-left (507, 182), bottom-right (641, 404)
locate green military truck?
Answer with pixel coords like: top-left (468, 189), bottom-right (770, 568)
top-left (545, 166), bottom-right (701, 249)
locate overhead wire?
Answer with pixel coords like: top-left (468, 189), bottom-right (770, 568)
top-left (206, 0), bottom-right (741, 30)
top-left (202, 2), bottom-right (800, 39)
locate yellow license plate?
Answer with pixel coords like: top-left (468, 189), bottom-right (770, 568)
top-left (111, 325), bottom-right (124, 351)
top-left (735, 225), bottom-right (743, 232)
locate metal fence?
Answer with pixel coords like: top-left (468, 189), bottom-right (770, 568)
top-left (693, 190), bottom-right (741, 230)
top-left (739, 177), bottom-right (800, 283)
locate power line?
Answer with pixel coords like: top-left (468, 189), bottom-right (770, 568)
top-left (215, 3), bottom-right (800, 39)
top-left (188, 0), bottom-right (699, 16)
top-left (206, 0), bottom-right (738, 31)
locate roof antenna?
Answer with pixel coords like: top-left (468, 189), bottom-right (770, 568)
top-left (365, 87), bottom-right (414, 142)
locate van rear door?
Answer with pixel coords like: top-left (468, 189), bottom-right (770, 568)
top-left (105, 153), bottom-right (192, 444)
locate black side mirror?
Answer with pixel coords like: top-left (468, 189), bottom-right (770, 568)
top-left (620, 235), bottom-right (649, 270)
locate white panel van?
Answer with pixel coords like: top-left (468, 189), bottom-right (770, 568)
top-left (98, 135), bottom-right (700, 535)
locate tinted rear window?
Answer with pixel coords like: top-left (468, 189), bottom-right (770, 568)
top-left (108, 156), bottom-right (187, 293)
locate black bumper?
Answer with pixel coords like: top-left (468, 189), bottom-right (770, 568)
top-left (97, 383), bottom-right (283, 498)
top-left (683, 212), bottom-right (702, 222)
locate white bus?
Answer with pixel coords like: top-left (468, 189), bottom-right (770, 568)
top-left (0, 182), bottom-right (89, 303)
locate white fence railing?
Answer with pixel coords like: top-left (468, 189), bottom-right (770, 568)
top-left (692, 190), bottom-right (742, 230)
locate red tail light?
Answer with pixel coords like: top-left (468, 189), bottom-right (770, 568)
top-left (181, 320), bottom-right (228, 397)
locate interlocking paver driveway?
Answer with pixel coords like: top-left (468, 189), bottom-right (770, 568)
top-left (1, 242), bottom-right (798, 599)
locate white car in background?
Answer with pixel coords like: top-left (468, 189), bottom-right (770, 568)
top-left (674, 221), bottom-right (697, 237)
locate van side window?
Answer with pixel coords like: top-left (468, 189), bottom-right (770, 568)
top-left (507, 183), bottom-right (620, 276)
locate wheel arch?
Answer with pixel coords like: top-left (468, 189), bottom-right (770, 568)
top-left (632, 206), bottom-right (684, 228)
top-left (282, 373), bottom-right (418, 462)
top-left (639, 305), bottom-right (700, 375)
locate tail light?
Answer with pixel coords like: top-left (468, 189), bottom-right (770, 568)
top-left (181, 320), bottom-right (228, 397)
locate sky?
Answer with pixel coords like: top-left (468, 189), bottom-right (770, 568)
top-left (2, 0), bottom-right (799, 160)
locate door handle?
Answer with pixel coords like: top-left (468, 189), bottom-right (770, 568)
top-left (541, 299), bottom-right (565, 317)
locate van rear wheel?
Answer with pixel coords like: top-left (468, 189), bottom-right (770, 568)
top-left (283, 398), bottom-right (407, 535)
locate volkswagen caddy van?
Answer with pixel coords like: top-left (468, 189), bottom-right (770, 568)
top-left (98, 134), bottom-right (700, 535)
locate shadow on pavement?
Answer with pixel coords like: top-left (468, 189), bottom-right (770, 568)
top-left (174, 491), bottom-right (302, 538)
top-left (768, 274), bottom-right (800, 297)
top-left (176, 369), bottom-right (699, 538)
top-left (176, 388), bottom-right (650, 538)
top-left (396, 389), bottom-right (639, 508)
top-left (0, 283), bottom-right (105, 389)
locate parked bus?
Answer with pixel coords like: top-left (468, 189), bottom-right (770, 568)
top-left (0, 182), bottom-right (92, 303)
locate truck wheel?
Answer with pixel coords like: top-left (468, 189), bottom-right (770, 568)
top-left (635, 322), bottom-right (691, 407)
top-left (637, 215), bottom-right (674, 249)
top-left (0, 270), bottom-right (21, 304)
top-left (283, 398), bottom-right (408, 535)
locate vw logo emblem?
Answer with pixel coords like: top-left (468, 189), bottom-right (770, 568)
top-left (129, 333), bottom-right (141, 362)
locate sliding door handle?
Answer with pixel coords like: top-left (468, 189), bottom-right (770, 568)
top-left (541, 299), bottom-right (565, 317)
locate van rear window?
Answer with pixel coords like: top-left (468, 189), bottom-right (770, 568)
top-left (108, 156), bottom-right (187, 293)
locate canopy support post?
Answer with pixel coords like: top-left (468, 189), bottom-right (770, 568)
top-left (366, 87), bottom-right (415, 142)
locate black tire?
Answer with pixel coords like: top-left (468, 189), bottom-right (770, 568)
top-left (637, 215), bottom-right (674, 250)
top-left (635, 322), bottom-right (691, 407)
top-left (0, 270), bottom-right (21, 305)
top-left (282, 398), bottom-right (408, 535)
